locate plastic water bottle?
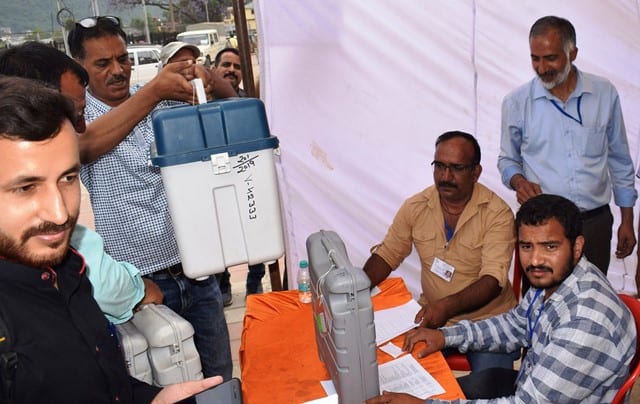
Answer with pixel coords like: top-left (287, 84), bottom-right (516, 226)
top-left (298, 260), bottom-right (312, 303)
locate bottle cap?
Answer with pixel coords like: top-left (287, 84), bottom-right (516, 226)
top-left (299, 260), bottom-right (308, 268)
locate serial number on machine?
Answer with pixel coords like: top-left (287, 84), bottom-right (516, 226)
top-left (246, 177), bottom-right (257, 220)
top-left (235, 154), bottom-right (260, 220)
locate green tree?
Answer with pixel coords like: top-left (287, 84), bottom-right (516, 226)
top-left (130, 14), bottom-right (162, 32)
top-left (130, 17), bottom-right (145, 31)
top-left (64, 19), bottom-right (75, 32)
top-left (108, 0), bottom-right (232, 24)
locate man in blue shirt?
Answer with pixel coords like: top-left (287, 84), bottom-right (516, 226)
top-left (498, 16), bottom-right (637, 274)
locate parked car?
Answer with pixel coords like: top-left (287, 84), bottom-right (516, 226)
top-left (127, 45), bottom-right (161, 86)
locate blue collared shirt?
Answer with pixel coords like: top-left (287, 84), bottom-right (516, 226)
top-left (498, 67), bottom-right (637, 210)
top-left (82, 86), bottom-right (182, 275)
top-left (71, 224), bottom-right (144, 324)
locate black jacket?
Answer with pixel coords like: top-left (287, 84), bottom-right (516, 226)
top-left (0, 249), bottom-right (159, 403)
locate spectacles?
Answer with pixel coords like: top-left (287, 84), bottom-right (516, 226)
top-left (76, 16), bottom-right (121, 29)
top-left (431, 160), bottom-right (476, 174)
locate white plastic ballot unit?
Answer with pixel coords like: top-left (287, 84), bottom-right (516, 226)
top-left (150, 98), bottom-right (284, 279)
top-left (306, 230), bottom-right (379, 403)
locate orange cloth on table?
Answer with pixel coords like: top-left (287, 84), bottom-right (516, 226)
top-left (240, 277), bottom-right (465, 403)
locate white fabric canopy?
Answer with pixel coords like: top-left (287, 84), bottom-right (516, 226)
top-left (255, 0), bottom-right (640, 296)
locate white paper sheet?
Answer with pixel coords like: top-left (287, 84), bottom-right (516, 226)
top-left (378, 354), bottom-right (445, 399)
top-left (320, 380), bottom-right (336, 396)
top-left (379, 342), bottom-right (405, 358)
top-left (374, 299), bottom-right (421, 345)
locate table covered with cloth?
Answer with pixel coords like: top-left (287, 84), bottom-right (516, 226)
top-left (240, 277), bottom-right (465, 403)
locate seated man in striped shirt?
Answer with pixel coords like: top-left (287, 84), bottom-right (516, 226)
top-left (368, 194), bottom-right (636, 402)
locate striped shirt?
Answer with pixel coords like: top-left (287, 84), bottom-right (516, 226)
top-left (432, 257), bottom-right (636, 403)
top-left (82, 86), bottom-right (181, 275)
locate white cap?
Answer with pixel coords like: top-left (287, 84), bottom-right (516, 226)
top-left (159, 41), bottom-right (200, 69)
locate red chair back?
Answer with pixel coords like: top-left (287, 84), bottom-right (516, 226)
top-left (612, 294), bottom-right (640, 404)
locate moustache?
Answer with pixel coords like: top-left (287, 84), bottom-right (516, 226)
top-left (106, 74), bottom-right (128, 85)
top-left (538, 71), bottom-right (557, 81)
top-left (224, 72), bottom-right (238, 79)
top-left (525, 265), bottom-right (552, 273)
top-left (22, 220), bottom-right (74, 243)
top-left (437, 181), bottom-right (457, 189)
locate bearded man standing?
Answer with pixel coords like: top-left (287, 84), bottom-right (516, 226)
top-left (498, 16), bottom-right (637, 275)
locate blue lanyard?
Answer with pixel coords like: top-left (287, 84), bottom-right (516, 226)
top-left (550, 94), bottom-right (583, 125)
top-left (526, 289), bottom-right (544, 346)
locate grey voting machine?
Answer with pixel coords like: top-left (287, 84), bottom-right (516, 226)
top-left (306, 230), bottom-right (379, 403)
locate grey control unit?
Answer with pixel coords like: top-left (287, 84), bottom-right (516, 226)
top-left (306, 230), bottom-right (379, 403)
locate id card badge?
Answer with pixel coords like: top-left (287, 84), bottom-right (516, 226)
top-left (431, 257), bottom-right (455, 282)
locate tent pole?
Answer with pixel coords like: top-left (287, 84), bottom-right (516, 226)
top-left (232, 0), bottom-right (256, 98)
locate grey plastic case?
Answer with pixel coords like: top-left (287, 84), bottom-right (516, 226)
top-left (115, 320), bottom-right (153, 384)
top-left (131, 304), bottom-right (204, 386)
top-left (306, 230), bottom-right (379, 403)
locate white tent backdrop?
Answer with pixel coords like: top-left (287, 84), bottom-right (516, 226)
top-left (255, 0), bottom-right (640, 296)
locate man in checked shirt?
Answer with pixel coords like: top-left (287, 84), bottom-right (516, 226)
top-left (367, 194), bottom-right (636, 403)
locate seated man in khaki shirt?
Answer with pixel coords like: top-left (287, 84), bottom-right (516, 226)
top-left (364, 130), bottom-right (518, 372)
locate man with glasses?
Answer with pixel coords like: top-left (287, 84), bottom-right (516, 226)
top-left (67, 16), bottom-right (235, 380)
top-left (363, 131), bottom-right (518, 372)
top-left (68, 16), bottom-right (236, 165)
top-left (498, 16), bottom-right (637, 275)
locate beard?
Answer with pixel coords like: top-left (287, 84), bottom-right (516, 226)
top-left (0, 216), bottom-right (77, 268)
top-left (525, 253), bottom-right (575, 291)
top-left (539, 59), bottom-right (572, 90)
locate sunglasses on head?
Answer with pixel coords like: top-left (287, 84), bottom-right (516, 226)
top-left (76, 15), bottom-right (121, 29)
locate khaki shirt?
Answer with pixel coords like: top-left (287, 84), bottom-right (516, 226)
top-left (374, 183), bottom-right (517, 325)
